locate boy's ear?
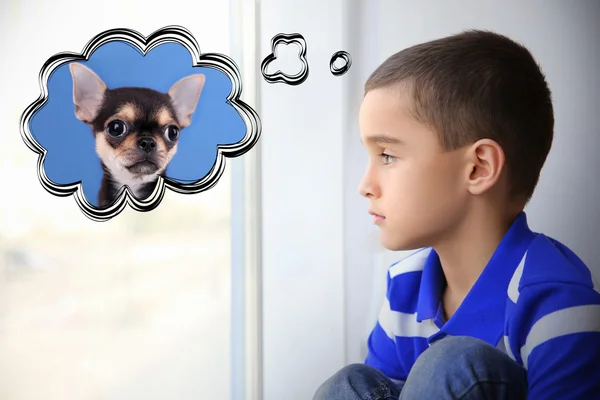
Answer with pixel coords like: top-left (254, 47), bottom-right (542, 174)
top-left (69, 63), bottom-right (107, 123)
top-left (465, 139), bottom-right (506, 196)
top-left (168, 74), bottom-right (205, 128)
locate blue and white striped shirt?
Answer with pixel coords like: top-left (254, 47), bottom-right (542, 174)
top-left (365, 212), bottom-right (600, 399)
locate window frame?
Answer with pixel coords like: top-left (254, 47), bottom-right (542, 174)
top-left (228, 0), bottom-right (263, 399)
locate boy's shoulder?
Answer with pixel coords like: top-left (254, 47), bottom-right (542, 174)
top-left (512, 232), bottom-right (599, 296)
top-left (504, 233), bottom-right (600, 378)
top-left (507, 232), bottom-right (600, 332)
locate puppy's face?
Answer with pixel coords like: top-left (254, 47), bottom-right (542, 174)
top-left (69, 63), bottom-right (205, 182)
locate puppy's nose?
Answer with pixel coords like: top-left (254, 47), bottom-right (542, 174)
top-left (137, 138), bottom-right (156, 153)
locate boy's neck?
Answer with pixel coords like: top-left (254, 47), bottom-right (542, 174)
top-left (434, 203), bottom-right (521, 306)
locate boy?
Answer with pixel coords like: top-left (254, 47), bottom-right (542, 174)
top-left (313, 30), bottom-right (600, 400)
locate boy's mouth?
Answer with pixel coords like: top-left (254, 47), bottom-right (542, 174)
top-left (369, 210), bottom-right (386, 224)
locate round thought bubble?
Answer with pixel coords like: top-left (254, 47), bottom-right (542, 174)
top-left (261, 33), bottom-right (309, 85)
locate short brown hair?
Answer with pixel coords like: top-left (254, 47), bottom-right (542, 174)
top-left (365, 30), bottom-right (554, 204)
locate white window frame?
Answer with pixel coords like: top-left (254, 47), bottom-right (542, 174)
top-left (229, 0), bottom-right (263, 399)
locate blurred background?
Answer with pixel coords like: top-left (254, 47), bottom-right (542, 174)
top-left (1, 0), bottom-right (599, 399)
top-left (0, 1), bottom-right (233, 399)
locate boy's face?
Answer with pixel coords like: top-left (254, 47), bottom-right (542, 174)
top-left (358, 86), bottom-right (469, 251)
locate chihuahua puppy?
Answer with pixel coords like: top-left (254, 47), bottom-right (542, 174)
top-left (68, 62), bottom-right (205, 208)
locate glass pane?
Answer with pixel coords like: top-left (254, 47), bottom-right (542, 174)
top-left (0, 2), bottom-right (234, 399)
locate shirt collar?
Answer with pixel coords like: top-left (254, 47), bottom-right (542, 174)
top-left (416, 211), bottom-right (537, 344)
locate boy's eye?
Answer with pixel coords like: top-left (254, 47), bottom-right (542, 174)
top-left (378, 153), bottom-right (397, 165)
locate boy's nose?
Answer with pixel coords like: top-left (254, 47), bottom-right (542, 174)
top-left (358, 169), bottom-right (379, 198)
top-left (358, 179), bottom-right (370, 198)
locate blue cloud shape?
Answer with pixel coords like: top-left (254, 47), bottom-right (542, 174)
top-left (21, 26), bottom-right (260, 221)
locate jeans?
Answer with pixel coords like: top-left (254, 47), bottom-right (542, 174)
top-left (313, 336), bottom-right (528, 400)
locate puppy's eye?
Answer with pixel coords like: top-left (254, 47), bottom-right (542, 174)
top-left (106, 120), bottom-right (127, 137)
top-left (165, 125), bottom-right (180, 142)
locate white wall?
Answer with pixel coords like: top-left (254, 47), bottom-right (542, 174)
top-left (260, 1), bottom-right (600, 399)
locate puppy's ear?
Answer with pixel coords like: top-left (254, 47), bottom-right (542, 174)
top-left (69, 63), bottom-right (107, 123)
top-left (168, 74), bottom-right (205, 128)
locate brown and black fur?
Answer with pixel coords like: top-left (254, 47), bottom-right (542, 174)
top-left (68, 63), bottom-right (205, 208)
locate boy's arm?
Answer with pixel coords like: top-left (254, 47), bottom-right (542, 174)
top-left (364, 272), bottom-right (408, 382)
top-left (364, 318), bottom-right (407, 382)
top-left (508, 282), bottom-right (600, 399)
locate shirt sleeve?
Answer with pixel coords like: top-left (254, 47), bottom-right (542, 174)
top-left (507, 281), bottom-right (600, 399)
top-left (364, 272), bottom-right (408, 381)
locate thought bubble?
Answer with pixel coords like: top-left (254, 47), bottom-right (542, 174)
top-left (20, 25), bottom-right (261, 222)
top-left (330, 51), bottom-right (352, 76)
top-left (260, 33), bottom-right (309, 85)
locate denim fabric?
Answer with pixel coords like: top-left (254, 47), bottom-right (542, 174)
top-left (313, 336), bottom-right (528, 400)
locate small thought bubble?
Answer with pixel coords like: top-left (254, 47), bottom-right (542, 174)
top-left (261, 33), bottom-right (309, 85)
top-left (20, 25), bottom-right (261, 222)
top-left (330, 51), bottom-right (352, 76)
